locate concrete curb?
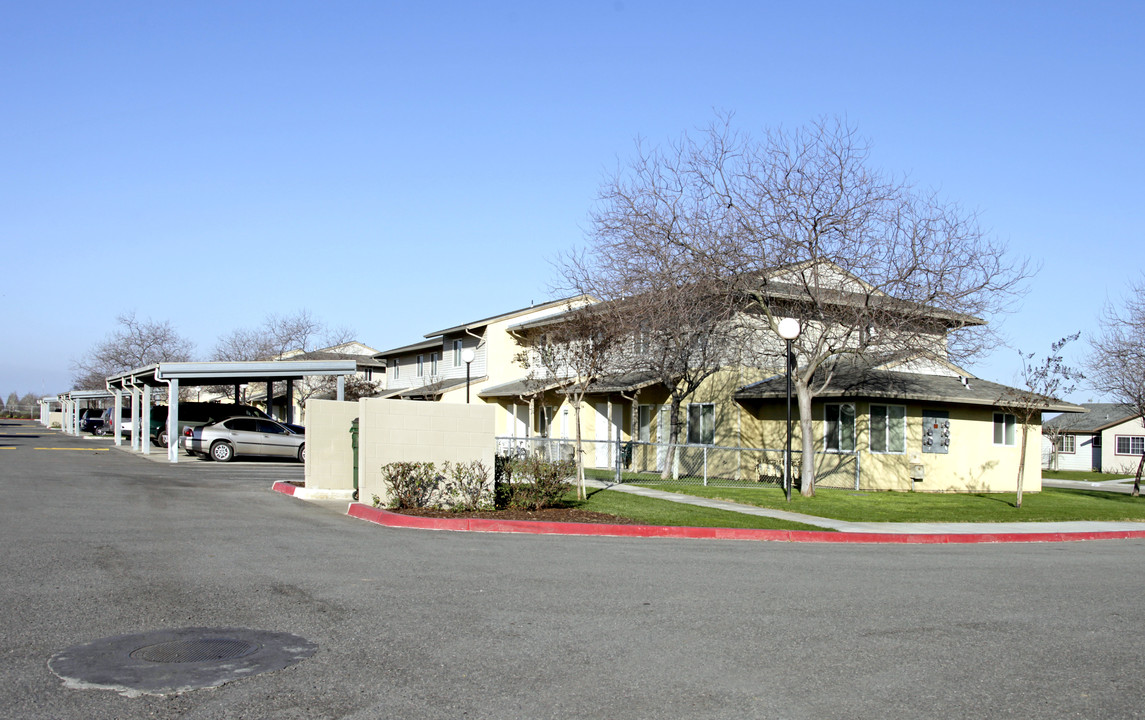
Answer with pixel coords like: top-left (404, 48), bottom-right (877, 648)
top-left (271, 482), bottom-right (1145, 544)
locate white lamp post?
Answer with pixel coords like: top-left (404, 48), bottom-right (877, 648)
top-left (777, 317), bottom-right (802, 502)
top-left (462, 348), bottom-right (476, 403)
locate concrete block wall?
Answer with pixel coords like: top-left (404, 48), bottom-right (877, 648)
top-left (303, 399), bottom-right (361, 499)
top-left (358, 399), bottom-right (496, 506)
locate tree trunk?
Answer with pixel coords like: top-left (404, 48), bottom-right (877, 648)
top-left (661, 396), bottom-right (684, 480)
top-left (573, 396), bottom-right (586, 500)
top-left (1134, 453), bottom-right (1144, 498)
top-left (796, 380), bottom-right (815, 497)
top-left (1016, 425), bottom-right (1028, 509)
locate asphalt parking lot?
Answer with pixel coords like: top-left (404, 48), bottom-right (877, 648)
top-left (4, 419), bottom-right (1145, 719)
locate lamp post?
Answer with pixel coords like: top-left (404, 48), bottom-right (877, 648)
top-left (462, 348), bottom-right (476, 403)
top-left (776, 317), bottom-right (801, 502)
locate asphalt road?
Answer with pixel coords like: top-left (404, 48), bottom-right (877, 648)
top-left (3, 420), bottom-right (1144, 719)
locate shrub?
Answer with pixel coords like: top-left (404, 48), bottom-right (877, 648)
top-left (505, 455), bottom-right (575, 510)
top-left (442, 460), bottom-right (493, 511)
top-left (380, 461), bottom-right (442, 509)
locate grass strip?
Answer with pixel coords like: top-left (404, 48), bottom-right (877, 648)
top-left (573, 488), bottom-right (829, 531)
top-left (629, 484), bottom-right (1145, 524)
top-left (1041, 470), bottom-right (1133, 482)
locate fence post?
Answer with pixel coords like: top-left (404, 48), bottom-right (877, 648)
top-left (702, 446), bottom-right (708, 486)
top-left (854, 450), bottom-right (861, 490)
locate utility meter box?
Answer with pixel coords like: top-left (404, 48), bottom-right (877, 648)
top-left (922, 410), bottom-right (950, 455)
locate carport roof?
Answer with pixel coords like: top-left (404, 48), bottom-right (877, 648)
top-left (105, 360), bottom-right (359, 389)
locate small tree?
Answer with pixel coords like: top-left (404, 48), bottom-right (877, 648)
top-left (513, 303), bottom-right (622, 500)
top-left (580, 114), bottom-right (1031, 495)
top-left (1088, 279), bottom-right (1145, 496)
top-left (997, 334), bottom-right (1083, 508)
top-left (72, 312), bottom-right (194, 390)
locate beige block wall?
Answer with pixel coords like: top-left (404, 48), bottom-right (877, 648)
top-left (358, 399), bottom-right (496, 506)
top-left (304, 399), bottom-right (361, 495)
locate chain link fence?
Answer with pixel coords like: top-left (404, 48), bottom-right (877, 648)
top-left (495, 437), bottom-right (860, 490)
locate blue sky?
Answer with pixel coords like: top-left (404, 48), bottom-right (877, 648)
top-left (3, 1), bottom-right (1142, 402)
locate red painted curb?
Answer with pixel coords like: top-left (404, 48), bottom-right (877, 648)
top-left (271, 481), bottom-right (297, 496)
top-left (343, 503), bottom-right (1145, 544)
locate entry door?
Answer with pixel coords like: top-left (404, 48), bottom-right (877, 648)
top-left (595, 403), bottom-right (622, 468)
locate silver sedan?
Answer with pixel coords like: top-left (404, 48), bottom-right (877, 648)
top-left (183, 417), bottom-right (305, 463)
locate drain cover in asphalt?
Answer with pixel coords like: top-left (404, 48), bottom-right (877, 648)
top-left (48, 627), bottom-right (317, 697)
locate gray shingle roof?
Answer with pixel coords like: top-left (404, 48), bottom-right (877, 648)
top-left (735, 364), bottom-right (1084, 413)
top-left (1043, 403), bottom-right (1138, 432)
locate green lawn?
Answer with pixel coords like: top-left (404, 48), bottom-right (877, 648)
top-left (1042, 470), bottom-right (1133, 482)
top-left (628, 484), bottom-right (1145, 523)
top-left (569, 488), bottom-right (827, 531)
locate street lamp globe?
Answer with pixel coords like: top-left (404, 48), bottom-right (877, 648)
top-left (777, 317), bottom-right (801, 341)
top-left (461, 348), bottom-right (476, 364)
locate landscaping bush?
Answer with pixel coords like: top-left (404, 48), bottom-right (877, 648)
top-left (380, 461), bottom-right (442, 509)
top-left (504, 455), bottom-right (575, 510)
top-left (443, 460), bottom-right (493, 511)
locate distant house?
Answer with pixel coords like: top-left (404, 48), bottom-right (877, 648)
top-left (1042, 404), bottom-right (1144, 474)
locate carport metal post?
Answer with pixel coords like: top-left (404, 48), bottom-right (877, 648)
top-left (337, 375), bottom-right (345, 401)
top-left (267, 382), bottom-right (274, 420)
top-left (112, 390), bottom-right (124, 446)
top-left (130, 384), bottom-right (141, 451)
top-left (286, 380), bottom-right (294, 425)
top-left (166, 379), bottom-right (180, 463)
top-left (141, 384), bottom-right (152, 455)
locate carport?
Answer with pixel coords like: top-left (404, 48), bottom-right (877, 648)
top-left (56, 390), bottom-right (113, 436)
top-left (105, 360), bottom-right (358, 463)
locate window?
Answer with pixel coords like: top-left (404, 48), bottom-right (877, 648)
top-left (687, 403), bottom-right (715, 445)
top-left (364, 368), bottom-right (373, 381)
top-left (869, 404), bottom-right (906, 453)
top-left (1116, 436), bottom-right (1145, 455)
top-left (537, 406), bottom-right (556, 437)
top-left (825, 403), bottom-right (855, 452)
top-left (430, 352), bottom-right (439, 376)
top-left (633, 331), bottom-right (650, 354)
top-left (416, 355), bottom-right (424, 377)
top-left (993, 413), bottom-right (1016, 446)
top-left (1056, 434), bottom-right (1076, 454)
top-left (392, 358), bottom-right (399, 379)
top-left (1094, 435), bottom-right (1102, 449)
top-left (453, 340), bottom-right (463, 367)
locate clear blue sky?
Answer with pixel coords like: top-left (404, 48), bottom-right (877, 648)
top-left (3, 1), bottom-right (1141, 402)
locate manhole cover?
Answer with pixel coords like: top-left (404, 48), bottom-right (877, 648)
top-left (49, 627), bottom-right (316, 697)
top-left (130, 638), bottom-right (260, 663)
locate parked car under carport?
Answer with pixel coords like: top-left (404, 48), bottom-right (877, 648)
top-left (183, 417), bottom-right (305, 463)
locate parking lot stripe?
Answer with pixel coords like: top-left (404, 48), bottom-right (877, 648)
top-left (34, 447), bottom-right (110, 451)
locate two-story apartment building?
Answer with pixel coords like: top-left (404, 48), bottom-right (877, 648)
top-left (375, 269), bottom-right (1081, 493)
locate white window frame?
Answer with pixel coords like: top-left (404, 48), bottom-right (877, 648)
top-left (416, 354), bottom-right (424, 378)
top-left (825, 403), bottom-right (856, 453)
top-left (869, 404), bottom-right (906, 454)
top-left (430, 352), bottom-right (439, 376)
top-left (392, 358), bottom-right (399, 379)
top-left (1115, 435), bottom-right (1145, 456)
top-left (453, 340), bottom-right (463, 367)
top-left (993, 412), bottom-right (1017, 446)
top-left (687, 403), bottom-right (715, 445)
top-left (1057, 434), bottom-right (1076, 454)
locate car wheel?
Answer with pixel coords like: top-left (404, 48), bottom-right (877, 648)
top-left (298, 443), bottom-right (306, 463)
top-left (210, 441), bottom-right (234, 463)
top-left (156, 429), bottom-right (168, 448)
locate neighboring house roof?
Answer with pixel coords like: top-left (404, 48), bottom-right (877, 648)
top-left (734, 363), bottom-right (1084, 413)
top-left (1043, 403), bottom-right (1139, 433)
top-left (287, 349), bottom-right (386, 369)
top-left (375, 338), bottom-right (443, 357)
top-left (388, 377), bottom-right (474, 400)
top-left (478, 377), bottom-right (569, 399)
top-left (424, 295), bottom-right (593, 338)
top-left (585, 372), bottom-right (662, 394)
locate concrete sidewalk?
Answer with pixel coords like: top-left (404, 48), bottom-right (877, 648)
top-left (585, 479), bottom-right (1145, 536)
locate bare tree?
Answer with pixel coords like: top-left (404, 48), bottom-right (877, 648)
top-left (211, 311), bottom-right (357, 405)
top-left (583, 114), bottom-right (1031, 494)
top-left (513, 303), bottom-right (624, 500)
top-left (71, 312), bottom-right (195, 390)
top-left (1088, 279), bottom-right (1145, 496)
top-left (997, 334), bottom-right (1083, 508)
